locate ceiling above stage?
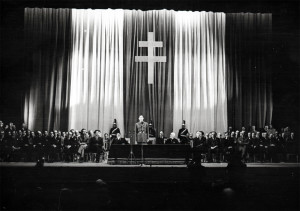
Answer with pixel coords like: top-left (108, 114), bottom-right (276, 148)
top-left (0, 0), bottom-right (298, 13)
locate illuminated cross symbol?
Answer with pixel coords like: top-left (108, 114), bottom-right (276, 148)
top-left (135, 32), bottom-right (167, 84)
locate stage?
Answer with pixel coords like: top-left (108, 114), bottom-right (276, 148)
top-left (1, 162), bottom-right (299, 168)
top-left (1, 162), bottom-right (299, 210)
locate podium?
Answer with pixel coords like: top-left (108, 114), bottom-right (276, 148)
top-left (108, 144), bottom-right (191, 165)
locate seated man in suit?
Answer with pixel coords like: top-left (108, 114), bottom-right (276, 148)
top-left (77, 128), bottom-right (90, 162)
top-left (111, 133), bottom-right (128, 145)
top-left (148, 120), bottom-right (156, 144)
top-left (156, 131), bottom-right (165, 144)
top-left (88, 130), bottom-right (104, 162)
top-left (165, 132), bottom-right (179, 144)
top-left (207, 131), bottom-right (220, 162)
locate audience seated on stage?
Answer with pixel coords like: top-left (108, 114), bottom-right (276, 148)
top-left (0, 120), bottom-right (298, 163)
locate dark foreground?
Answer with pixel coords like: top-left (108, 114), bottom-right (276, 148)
top-left (1, 163), bottom-right (299, 210)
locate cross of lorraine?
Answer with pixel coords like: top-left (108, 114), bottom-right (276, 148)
top-left (135, 32), bottom-right (167, 84)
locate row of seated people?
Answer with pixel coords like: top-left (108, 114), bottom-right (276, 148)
top-left (0, 128), bottom-right (298, 163)
top-left (188, 131), bottom-right (297, 162)
top-left (0, 129), bottom-right (107, 163)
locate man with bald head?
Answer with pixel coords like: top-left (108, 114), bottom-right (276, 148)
top-left (165, 132), bottom-right (179, 144)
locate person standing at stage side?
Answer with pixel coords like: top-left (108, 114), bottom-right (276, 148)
top-left (156, 131), bottom-right (165, 144)
top-left (89, 130), bottom-right (104, 162)
top-left (165, 132), bottom-right (179, 144)
top-left (109, 119), bottom-right (120, 140)
top-left (135, 115), bottom-right (149, 145)
top-left (178, 120), bottom-right (189, 144)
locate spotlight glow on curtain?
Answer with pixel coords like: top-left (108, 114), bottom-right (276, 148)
top-left (173, 11), bottom-right (227, 134)
top-left (23, 8), bottom-right (272, 135)
top-left (68, 9), bottom-right (125, 134)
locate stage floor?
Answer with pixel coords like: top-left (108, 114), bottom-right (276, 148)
top-left (0, 162), bottom-right (299, 168)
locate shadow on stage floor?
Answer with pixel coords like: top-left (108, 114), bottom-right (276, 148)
top-left (1, 162), bottom-right (299, 210)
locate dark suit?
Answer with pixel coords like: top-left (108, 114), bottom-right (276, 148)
top-left (135, 121), bottom-right (148, 144)
top-left (89, 136), bottom-right (104, 162)
top-left (111, 137), bottom-right (128, 145)
top-left (156, 136), bottom-right (165, 144)
top-left (149, 127), bottom-right (156, 138)
top-left (165, 138), bottom-right (179, 144)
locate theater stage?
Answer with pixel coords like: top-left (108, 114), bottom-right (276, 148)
top-left (1, 162), bottom-right (299, 210)
top-left (1, 162), bottom-right (299, 168)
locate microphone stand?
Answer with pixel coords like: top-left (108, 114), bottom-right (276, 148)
top-left (127, 131), bottom-right (136, 165)
top-left (140, 122), bottom-right (146, 166)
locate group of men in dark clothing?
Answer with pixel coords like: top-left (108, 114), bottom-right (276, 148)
top-left (155, 123), bottom-right (297, 162)
top-left (0, 120), bottom-right (128, 163)
top-left (0, 119), bottom-right (298, 163)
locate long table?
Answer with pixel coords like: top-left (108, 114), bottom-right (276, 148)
top-left (108, 144), bottom-right (191, 164)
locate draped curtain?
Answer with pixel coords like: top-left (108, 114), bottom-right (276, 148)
top-left (123, 10), bottom-right (227, 137)
top-left (24, 8), bottom-right (71, 131)
top-left (23, 8), bottom-right (272, 136)
top-left (226, 13), bottom-right (272, 130)
top-left (123, 10), bottom-right (175, 137)
top-left (173, 11), bottom-right (227, 135)
top-left (68, 9), bottom-right (125, 134)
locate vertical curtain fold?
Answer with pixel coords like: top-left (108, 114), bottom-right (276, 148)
top-left (24, 8), bottom-right (71, 131)
top-left (173, 11), bottom-right (227, 135)
top-left (226, 13), bottom-right (272, 130)
top-left (24, 8), bottom-right (272, 135)
top-left (123, 10), bottom-right (175, 137)
top-left (68, 9), bottom-right (125, 134)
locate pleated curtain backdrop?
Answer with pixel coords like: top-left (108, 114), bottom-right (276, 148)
top-left (226, 13), bottom-right (273, 130)
top-left (68, 9), bottom-right (125, 134)
top-left (173, 11), bottom-right (227, 135)
top-left (23, 8), bottom-right (272, 135)
top-left (24, 8), bottom-right (71, 131)
top-left (123, 10), bottom-right (175, 137)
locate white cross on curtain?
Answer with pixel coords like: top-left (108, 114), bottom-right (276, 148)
top-left (24, 8), bottom-right (228, 135)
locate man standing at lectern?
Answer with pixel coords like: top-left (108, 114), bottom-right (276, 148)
top-left (135, 115), bottom-right (149, 144)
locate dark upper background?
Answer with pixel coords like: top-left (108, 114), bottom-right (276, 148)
top-left (0, 0), bottom-right (299, 133)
